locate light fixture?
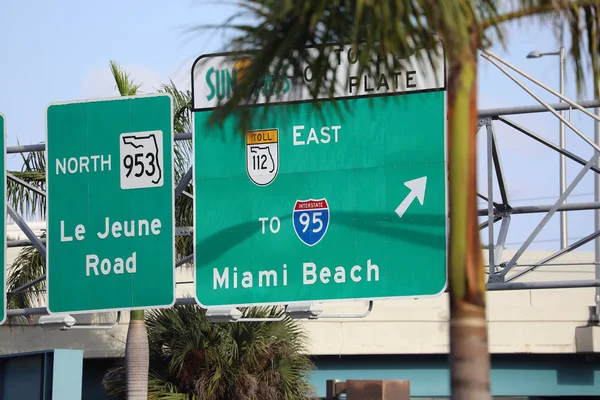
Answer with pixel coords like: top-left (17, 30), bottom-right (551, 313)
top-left (205, 307), bottom-right (243, 323)
top-left (285, 302), bottom-right (323, 320)
top-left (526, 50), bottom-right (542, 59)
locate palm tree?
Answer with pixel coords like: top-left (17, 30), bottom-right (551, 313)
top-left (102, 303), bottom-right (317, 399)
top-left (5, 61), bottom-right (195, 399)
top-left (107, 59), bottom-right (152, 400)
top-left (193, 2), bottom-right (600, 398)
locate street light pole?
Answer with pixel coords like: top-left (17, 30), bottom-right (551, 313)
top-left (594, 48), bottom-right (600, 320)
top-left (526, 47), bottom-right (567, 249)
top-left (559, 47), bottom-right (567, 249)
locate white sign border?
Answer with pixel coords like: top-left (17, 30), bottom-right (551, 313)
top-left (191, 46), bottom-right (449, 309)
top-left (1, 113), bottom-right (6, 325)
top-left (45, 93), bottom-right (177, 316)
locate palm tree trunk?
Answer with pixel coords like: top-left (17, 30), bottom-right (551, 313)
top-left (447, 32), bottom-right (491, 399)
top-left (126, 309), bottom-right (149, 399)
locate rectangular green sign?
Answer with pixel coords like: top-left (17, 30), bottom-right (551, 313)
top-left (191, 44), bottom-right (448, 307)
top-left (0, 113), bottom-right (5, 324)
top-left (46, 94), bottom-right (176, 314)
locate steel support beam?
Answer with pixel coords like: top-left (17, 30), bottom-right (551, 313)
top-left (6, 132), bottom-right (194, 154)
top-left (7, 205), bottom-right (46, 258)
top-left (7, 275), bottom-right (46, 297)
top-left (487, 121), bottom-right (495, 274)
top-left (7, 238), bottom-right (46, 248)
top-left (481, 53), bottom-right (600, 153)
top-left (7, 173), bottom-right (46, 196)
top-left (176, 254), bottom-right (193, 267)
top-left (478, 100), bottom-right (600, 118)
top-left (505, 230), bottom-right (600, 282)
top-left (498, 116), bottom-right (600, 175)
top-left (491, 124), bottom-right (510, 205)
top-left (477, 192), bottom-right (500, 209)
top-left (4, 101), bottom-right (600, 153)
top-left (478, 201), bottom-right (600, 216)
top-left (482, 49), bottom-right (600, 126)
top-left (6, 307), bottom-right (48, 317)
top-left (174, 167), bottom-right (193, 199)
top-left (488, 279), bottom-right (600, 291)
top-left (6, 143), bottom-right (45, 154)
top-left (500, 153), bottom-right (597, 276)
top-left (495, 216), bottom-right (510, 265)
top-left (479, 215), bottom-right (502, 231)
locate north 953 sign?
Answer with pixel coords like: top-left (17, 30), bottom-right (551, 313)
top-left (120, 130), bottom-right (164, 190)
top-left (292, 198), bottom-right (330, 246)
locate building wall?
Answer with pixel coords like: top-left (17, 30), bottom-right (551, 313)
top-left (310, 353), bottom-right (600, 398)
top-left (300, 247), bottom-right (597, 355)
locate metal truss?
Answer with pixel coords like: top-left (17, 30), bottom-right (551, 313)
top-left (5, 50), bottom-right (600, 321)
top-left (478, 49), bottom-right (600, 320)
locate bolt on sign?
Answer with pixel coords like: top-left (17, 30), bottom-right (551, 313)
top-left (191, 42), bottom-right (448, 308)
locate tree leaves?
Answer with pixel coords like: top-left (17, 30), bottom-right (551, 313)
top-left (102, 304), bottom-right (317, 400)
top-left (6, 148), bottom-right (46, 221)
top-left (110, 60), bottom-right (142, 96)
top-left (190, 0), bottom-right (600, 130)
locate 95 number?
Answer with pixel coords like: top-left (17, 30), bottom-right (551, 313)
top-left (297, 211), bottom-right (324, 233)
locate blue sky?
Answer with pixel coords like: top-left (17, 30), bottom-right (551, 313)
top-left (0, 1), bottom-right (598, 254)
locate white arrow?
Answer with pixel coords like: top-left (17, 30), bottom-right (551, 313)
top-left (395, 176), bottom-right (427, 219)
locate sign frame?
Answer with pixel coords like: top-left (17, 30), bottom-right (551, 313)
top-left (45, 93), bottom-right (177, 315)
top-left (191, 43), bottom-right (449, 308)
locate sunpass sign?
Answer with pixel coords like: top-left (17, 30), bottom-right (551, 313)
top-left (191, 42), bottom-right (448, 308)
top-left (192, 44), bottom-right (445, 110)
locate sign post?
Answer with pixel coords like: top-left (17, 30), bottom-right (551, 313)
top-left (0, 113), bottom-right (5, 324)
top-left (191, 43), bottom-right (448, 308)
top-left (46, 94), bottom-right (176, 314)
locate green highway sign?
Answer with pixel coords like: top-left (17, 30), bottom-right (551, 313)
top-left (46, 94), bottom-right (176, 314)
top-left (191, 43), bottom-right (448, 307)
top-left (0, 113), bottom-right (5, 324)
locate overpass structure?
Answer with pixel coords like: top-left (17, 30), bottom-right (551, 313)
top-left (2, 238), bottom-right (600, 398)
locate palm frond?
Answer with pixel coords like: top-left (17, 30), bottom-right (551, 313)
top-left (109, 60), bottom-right (142, 96)
top-left (189, 0), bottom-right (504, 128)
top-left (7, 147), bottom-right (46, 220)
top-left (156, 80), bottom-right (195, 264)
top-left (189, 0), bottom-right (600, 130)
top-left (5, 235), bottom-right (47, 325)
top-left (103, 302), bottom-right (316, 399)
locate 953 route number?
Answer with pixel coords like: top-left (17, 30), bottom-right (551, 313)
top-left (119, 130), bottom-right (164, 190)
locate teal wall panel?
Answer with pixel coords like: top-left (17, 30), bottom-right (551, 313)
top-left (14, 353), bottom-right (593, 399)
top-left (309, 354), bottom-right (600, 398)
top-left (52, 350), bottom-right (83, 400)
top-left (0, 349), bottom-right (83, 400)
